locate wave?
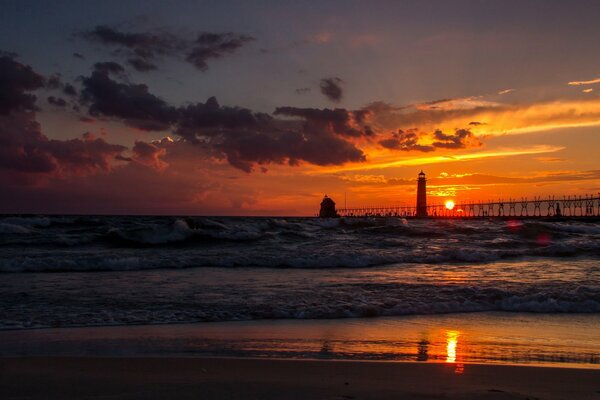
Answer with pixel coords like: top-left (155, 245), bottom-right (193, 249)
top-left (1, 215), bottom-right (599, 272)
top-left (1, 284), bottom-right (598, 330)
top-left (2, 243), bottom-right (599, 272)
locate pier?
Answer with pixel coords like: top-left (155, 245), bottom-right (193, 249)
top-left (327, 171), bottom-right (600, 218)
top-left (337, 195), bottom-right (600, 218)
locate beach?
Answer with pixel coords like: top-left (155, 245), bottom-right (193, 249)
top-left (1, 314), bottom-right (599, 399)
top-left (1, 215), bottom-right (599, 398)
top-left (2, 357), bottom-right (600, 399)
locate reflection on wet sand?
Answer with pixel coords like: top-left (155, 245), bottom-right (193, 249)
top-left (2, 313), bottom-right (598, 369)
top-left (417, 339), bottom-right (429, 361)
top-left (446, 330), bottom-right (459, 363)
top-left (445, 330), bottom-right (465, 374)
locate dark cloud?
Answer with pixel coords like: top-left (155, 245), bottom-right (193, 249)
top-left (63, 83), bottom-right (78, 97)
top-left (79, 63), bottom-right (177, 131)
top-left (469, 121), bottom-right (485, 126)
top-left (0, 112), bottom-right (126, 180)
top-left (379, 130), bottom-right (434, 152)
top-left (82, 25), bottom-right (178, 55)
top-left (432, 129), bottom-right (482, 149)
top-left (175, 100), bottom-right (364, 172)
top-left (186, 32), bottom-right (254, 71)
top-left (127, 57), bottom-right (157, 72)
top-left (73, 52), bottom-right (85, 60)
top-left (93, 61), bottom-right (125, 74)
top-left (80, 26), bottom-right (254, 72)
top-left (47, 96), bottom-right (67, 107)
top-left (217, 129), bottom-right (366, 173)
top-left (319, 77), bottom-right (343, 102)
top-left (0, 54), bottom-right (45, 115)
top-left (378, 128), bottom-right (482, 152)
top-left (176, 96), bottom-right (270, 140)
top-left (75, 67), bottom-right (366, 171)
top-left (274, 106), bottom-right (371, 137)
top-left (46, 74), bottom-right (62, 89)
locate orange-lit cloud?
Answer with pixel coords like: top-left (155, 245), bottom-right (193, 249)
top-left (313, 145), bottom-right (564, 173)
top-left (497, 89), bottom-right (515, 95)
top-left (365, 98), bottom-right (600, 138)
top-left (568, 77), bottom-right (600, 86)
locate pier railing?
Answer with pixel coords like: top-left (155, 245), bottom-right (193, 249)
top-left (336, 195), bottom-right (600, 218)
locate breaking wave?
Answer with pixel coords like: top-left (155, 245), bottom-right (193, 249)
top-left (0, 215), bottom-right (599, 272)
top-left (1, 215), bottom-right (598, 329)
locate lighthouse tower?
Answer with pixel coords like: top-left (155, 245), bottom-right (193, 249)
top-left (416, 171), bottom-right (427, 217)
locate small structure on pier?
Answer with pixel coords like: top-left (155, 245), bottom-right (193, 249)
top-left (416, 170), bottom-right (428, 217)
top-left (319, 195), bottom-right (338, 218)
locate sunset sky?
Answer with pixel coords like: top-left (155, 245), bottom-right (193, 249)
top-left (1, 0), bottom-right (600, 215)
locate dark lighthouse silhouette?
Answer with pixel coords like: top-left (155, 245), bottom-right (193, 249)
top-left (416, 170), bottom-right (427, 217)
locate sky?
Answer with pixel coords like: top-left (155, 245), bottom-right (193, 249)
top-left (1, 0), bottom-right (600, 215)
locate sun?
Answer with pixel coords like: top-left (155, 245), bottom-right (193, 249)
top-left (445, 200), bottom-right (455, 210)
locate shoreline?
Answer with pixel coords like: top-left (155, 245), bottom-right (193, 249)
top-left (1, 313), bottom-right (598, 369)
top-left (1, 357), bottom-right (599, 399)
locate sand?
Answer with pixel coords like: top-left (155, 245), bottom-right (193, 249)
top-left (1, 357), bottom-right (599, 399)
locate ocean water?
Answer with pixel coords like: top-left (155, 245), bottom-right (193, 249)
top-left (0, 215), bottom-right (599, 366)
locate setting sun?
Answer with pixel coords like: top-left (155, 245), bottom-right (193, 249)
top-left (445, 200), bottom-right (455, 210)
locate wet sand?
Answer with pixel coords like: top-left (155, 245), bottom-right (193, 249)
top-left (1, 357), bottom-right (599, 400)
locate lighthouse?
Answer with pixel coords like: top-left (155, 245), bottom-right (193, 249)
top-left (416, 171), bottom-right (427, 217)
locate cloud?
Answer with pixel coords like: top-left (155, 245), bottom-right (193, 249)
top-left (186, 32), bottom-right (254, 71)
top-left (216, 129), bottom-right (366, 173)
top-left (319, 77), bottom-right (344, 102)
top-left (80, 25), bottom-right (254, 72)
top-left (127, 57), bottom-right (157, 72)
top-left (273, 106), bottom-right (371, 138)
top-left (498, 89), bottom-right (515, 95)
top-left (363, 97), bottom-right (600, 137)
top-left (176, 96), bottom-right (269, 140)
top-left (132, 140), bottom-right (168, 170)
top-left (47, 96), bottom-right (67, 107)
top-left (46, 74), bottom-right (62, 90)
top-left (79, 62), bottom-right (178, 131)
top-left (177, 101), bottom-right (367, 172)
top-left (0, 112), bottom-right (126, 182)
top-left (431, 128), bottom-right (482, 149)
top-left (72, 52), bottom-right (85, 59)
top-left (75, 66), bottom-right (368, 171)
top-left (379, 130), bottom-right (434, 152)
top-left (313, 145), bottom-right (564, 174)
top-left (378, 128), bottom-right (481, 152)
top-left (0, 54), bottom-right (45, 115)
top-left (63, 83), bottom-right (78, 97)
top-left (582, 88), bottom-right (594, 93)
top-left (568, 77), bottom-right (600, 86)
top-left (425, 170), bottom-right (600, 187)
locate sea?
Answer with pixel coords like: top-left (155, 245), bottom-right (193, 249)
top-left (0, 215), bottom-right (599, 367)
